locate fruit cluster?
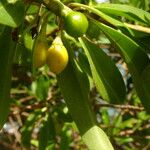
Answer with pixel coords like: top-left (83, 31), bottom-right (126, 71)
top-left (33, 36), bottom-right (68, 75)
top-left (33, 10), bottom-right (88, 74)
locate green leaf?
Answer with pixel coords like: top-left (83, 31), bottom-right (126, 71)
top-left (0, 26), bottom-right (16, 128)
top-left (79, 37), bottom-right (126, 104)
top-left (57, 32), bottom-right (114, 150)
top-left (0, 24), bottom-right (5, 35)
top-left (55, 107), bottom-right (73, 122)
top-left (26, 4), bottom-right (39, 15)
top-left (0, 0), bottom-right (25, 27)
top-left (120, 26), bottom-right (150, 38)
top-left (94, 4), bottom-right (150, 25)
top-left (39, 114), bottom-right (55, 150)
top-left (60, 124), bottom-right (72, 150)
top-left (86, 20), bottom-right (102, 39)
top-left (77, 51), bottom-right (92, 77)
top-left (21, 111), bottom-right (40, 147)
top-left (71, 3), bottom-right (124, 27)
top-left (101, 108), bottom-right (110, 125)
top-left (82, 125), bottom-right (114, 150)
top-left (13, 42), bottom-right (32, 66)
top-left (137, 111), bottom-right (150, 120)
top-left (135, 36), bottom-right (150, 53)
top-left (34, 75), bottom-right (50, 101)
top-left (115, 137), bottom-right (133, 145)
top-left (120, 118), bottom-right (138, 128)
top-left (112, 114), bottom-right (122, 135)
top-left (57, 36), bottom-right (94, 135)
top-left (91, 19), bottom-right (150, 112)
top-left (141, 65), bottom-right (150, 100)
top-left (23, 26), bottom-right (34, 51)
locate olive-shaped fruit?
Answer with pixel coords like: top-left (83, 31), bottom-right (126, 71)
top-left (64, 11), bottom-right (89, 38)
top-left (46, 37), bottom-right (68, 74)
top-left (33, 40), bottom-right (48, 68)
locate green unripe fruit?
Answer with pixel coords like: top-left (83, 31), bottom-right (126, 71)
top-left (64, 11), bottom-right (89, 38)
top-left (33, 40), bottom-right (48, 68)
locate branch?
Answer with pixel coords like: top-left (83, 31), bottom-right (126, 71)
top-left (125, 23), bottom-right (150, 34)
top-left (95, 103), bottom-right (144, 111)
top-left (42, 0), bottom-right (71, 17)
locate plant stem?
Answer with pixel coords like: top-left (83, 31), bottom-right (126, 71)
top-left (125, 23), bottom-right (150, 34)
top-left (42, 0), bottom-right (72, 17)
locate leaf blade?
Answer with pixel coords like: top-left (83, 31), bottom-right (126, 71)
top-left (94, 4), bottom-right (150, 25)
top-left (0, 26), bottom-right (16, 128)
top-left (79, 37), bottom-right (126, 104)
top-left (92, 19), bottom-right (150, 112)
top-left (57, 32), bottom-right (114, 150)
top-left (0, 0), bottom-right (25, 27)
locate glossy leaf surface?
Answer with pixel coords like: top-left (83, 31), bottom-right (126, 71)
top-left (57, 32), bottom-right (114, 150)
top-left (95, 4), bottom-right (150, 25)
top-left (79, 37), bottom-right (126, 103)
top-left (92, 20), bottom-right (150, 112)
top-left (0, 27), bottom-right (15, 128)
top-left (0, 0), bottom-right (25, 27)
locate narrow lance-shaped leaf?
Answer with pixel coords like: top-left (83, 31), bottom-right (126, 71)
top-left (21, 110), bottom-right (40, 147)
top-left (39, 114), bottom-right (55, 150)
top-left (57, 32), bottom-right (114, 150)
top-left (135, 36), bottom-right (150, 54)
top-left (94, 4), bottom-right (150, 25)
top-left (77, 51), bottom-right (92, 77)
top-left (0, 27), bottom-right (16, 128)
top-left (70, 3), bottom-right (133, 36)
top-left (57, 35), bottom-right (95, 135)
top-left (141, 65), bottom-right (150, 101)
top-left (0, 0), bottom-right (25, 27)
top-left (91, 19), bottom-right (150, 112)
top-left (70, 3), bottom-right (124, 27)
top-left (79, 37), bottom-right (126, 104)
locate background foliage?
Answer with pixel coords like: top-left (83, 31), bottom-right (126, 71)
top-left (0, 0), bottom-right (150, 150)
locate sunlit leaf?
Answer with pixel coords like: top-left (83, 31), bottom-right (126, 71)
top-left (94, 4), bottom-right (150, 25)
top-left (91, 19), bottom-right (150, 112)
top-left (57, 32), bottom-right (114, 150)
top-left (0, 0), bottom-right (25, 27)
top-left (79, 37), bottom-right (126, 103)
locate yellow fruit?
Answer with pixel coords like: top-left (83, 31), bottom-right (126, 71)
top-left (33, 40), bottom-right (48, 68)
top-left (46, 37), bottom-right (68, 74)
